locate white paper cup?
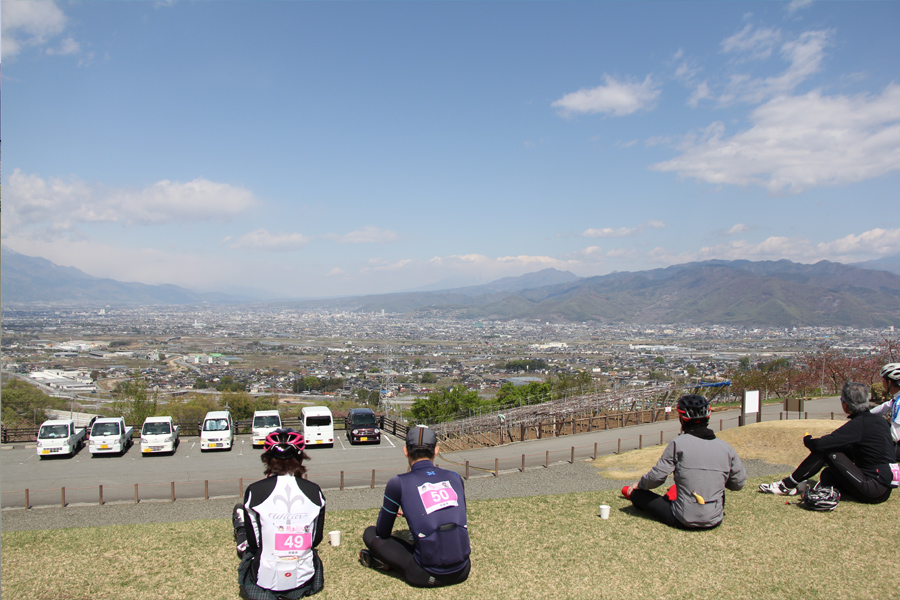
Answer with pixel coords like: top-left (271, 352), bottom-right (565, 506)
top-left (599, 504), bottom-right (611, 519)
top-left (329, 530), bottom-right (341, 546)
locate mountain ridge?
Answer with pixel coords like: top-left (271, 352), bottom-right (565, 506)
top-left (3, 247), bottom-right (900, 327)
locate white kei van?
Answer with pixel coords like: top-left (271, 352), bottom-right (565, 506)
top-left (301, 406), bottom-right (334, 448)
top-left (251, 410), bottom-right (282, 447)
top-left (200, 410), bottom-right (235, 451)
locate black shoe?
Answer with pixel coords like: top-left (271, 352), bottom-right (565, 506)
top-left (359, 549), bottom-right (390, 571)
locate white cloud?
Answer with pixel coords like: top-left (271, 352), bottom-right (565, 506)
top-left (46, 36), bottom-right (80, 56)
top-left (606, 248), bottom-right (639, 259)
top-left (3, 170), bottom-right (259, 236)
top-left (725, 224), bottom-right (750, 235)
top-left (645, 135), bottom-right (673, 148)
top-left (363, 258), bottom-right (416, 273)
top-left (583, 226), bottom-right (638, 238)
top-left (651, 84), bottom-right (900, 193)
top-left (327, 267), bottom-right (346, 277)
top-left (816, 228), bottom-right (900, 258)
top-left (722, 24), bottom-right (781, 61)
top-left (719, 27), bottom-right (831, 105)
top-left (787, 0), bottom-right (814, 16)
top-left (360, 253), bottom-right (580, 282)
top-left (496, 255), bottom-right (565, 267)
top-left (649, 227), bottom-right (900, 266)
top-left (552, 75), bottom-right (661, 117)
top-left (582, 220), bottom-right (665, 238)
top-left (323, 226), bottom-right (399, 244)
top-left (1, 0), bottom-right (71, 59)
top-left (687, 81), bottom-right (712, 108)
top-left (229, 229), bottom-right (310, 251)
top-left (580, 246), bottom-right (604, 257)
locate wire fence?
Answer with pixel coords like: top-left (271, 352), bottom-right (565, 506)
top-left (1, 409), bottom-right (838, 510)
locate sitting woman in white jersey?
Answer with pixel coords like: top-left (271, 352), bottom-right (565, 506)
top-left (233, 429), bottom-right (326, 600)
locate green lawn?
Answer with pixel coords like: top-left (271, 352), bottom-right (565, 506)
top-left (2, 472), bottom-right (896, 600)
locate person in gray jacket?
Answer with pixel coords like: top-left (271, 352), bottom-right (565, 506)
top-left (622, 394), bottom-right (746, 529)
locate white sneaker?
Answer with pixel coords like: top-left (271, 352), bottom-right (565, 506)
top-left (758, 480), bottom-right (798, 496)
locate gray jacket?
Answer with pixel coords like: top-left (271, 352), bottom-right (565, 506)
top-left (638, 431), bottom-right (746, 528)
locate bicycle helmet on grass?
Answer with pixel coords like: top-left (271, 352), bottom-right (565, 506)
top-left (800, 484), bottom-right (840, 511)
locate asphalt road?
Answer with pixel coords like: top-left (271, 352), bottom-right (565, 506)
top-left (1, 397), bottom-right (843, 510)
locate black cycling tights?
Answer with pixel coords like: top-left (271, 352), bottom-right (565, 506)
top-left (362, 526), bottom-right (470, 588)
top-left (629, 490), bottom-right (720, 530)
top-left (790, 451), bottom-right (891, 503)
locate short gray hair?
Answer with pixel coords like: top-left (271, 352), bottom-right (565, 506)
top-left (840, 381), bottom-right (871, 415)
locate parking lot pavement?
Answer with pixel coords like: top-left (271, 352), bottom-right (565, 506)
top-left (2, 397), bottom-right (843, 511)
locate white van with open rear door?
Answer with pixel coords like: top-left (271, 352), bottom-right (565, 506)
top-left (300, 406), bottom-right (334, 448)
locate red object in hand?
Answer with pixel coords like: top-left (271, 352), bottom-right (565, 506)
top-left (621, 485), bottom-right (632, 499)
top-left (665, 485), bottom-right (678, 501)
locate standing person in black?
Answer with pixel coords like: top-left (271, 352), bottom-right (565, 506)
top-left (759, 381), bottom-right (897, 503)
top-left (360, 425), bottom-right (471, 588)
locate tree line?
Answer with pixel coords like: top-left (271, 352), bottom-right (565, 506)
top-left (409, 371), bottom-right (593, 424)
top-left (725, 338), bottom-right (899, 402)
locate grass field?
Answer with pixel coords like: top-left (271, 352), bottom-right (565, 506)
top-left (3, 421), bottom-right (896, 600)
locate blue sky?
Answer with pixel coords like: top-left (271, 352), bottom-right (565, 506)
top-left (2, 0), bottom-right (898, 299)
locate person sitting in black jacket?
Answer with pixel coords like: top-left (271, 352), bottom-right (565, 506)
top-left (759, 381), bottom-right (896, 503)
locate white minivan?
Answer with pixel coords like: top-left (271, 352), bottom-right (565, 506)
top-left (251, 410), bottom-right (282, 447)
top-left (200, 410), bottom-right (235, 451)
top-left (301, 406), bottom-right (334, 448)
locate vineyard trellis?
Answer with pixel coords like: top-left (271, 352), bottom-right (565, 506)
top-left (431, 381), bottom-right (732, 450)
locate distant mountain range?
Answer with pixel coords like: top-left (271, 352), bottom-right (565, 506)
top-left (0, 247), bottom-right (245, 305)
top-left (292, 260), bottom-right (900, 327)
top-left (3, 246), bottom-right (900, 327)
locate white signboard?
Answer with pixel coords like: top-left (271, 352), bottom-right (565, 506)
top-left (744, 390), bottom-right (760, 414)
top-left (742, 390), bottom-right (760, 425)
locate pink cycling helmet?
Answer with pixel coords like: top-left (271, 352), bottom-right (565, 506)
top-left (263, 428), bottom-right (305, 458)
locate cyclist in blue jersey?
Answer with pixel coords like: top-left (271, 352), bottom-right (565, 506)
top-left (360, 425), bottom-right (471, 588)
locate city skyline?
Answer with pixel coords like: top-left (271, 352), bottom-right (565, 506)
top-left (2, 1), bottom-right (898, 299)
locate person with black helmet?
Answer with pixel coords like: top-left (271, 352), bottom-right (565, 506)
top-left (870, 362), bottom-right (900, 461)
top-left (622, 394), bottom-right (746, 529)
top-left (233, 428), bottom-right (325, 599)
top-left (359, 425), bottom-right (471, 588)
top-left (759, 381), bottom-right (896, 504)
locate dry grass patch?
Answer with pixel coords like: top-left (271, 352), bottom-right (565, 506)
top-left (5, 419), bottom-right (892, 600)
top-left (717, 419), bottom-right (841, 465)
top-left (3, 483), bottom-right (898, 600)
top-left (592, 419), bottom-right (842, 479)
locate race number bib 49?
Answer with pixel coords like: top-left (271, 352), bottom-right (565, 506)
top-left (417, 481), bottom-right (459, 514)
top-left (274, 532), bottom-right (312, 551)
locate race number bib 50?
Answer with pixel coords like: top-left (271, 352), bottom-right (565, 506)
top-left (417, 481), bottom-right (459, 514)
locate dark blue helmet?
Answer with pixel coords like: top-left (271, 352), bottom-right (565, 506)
top-left (676, 394), bottom-right (711, 420)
